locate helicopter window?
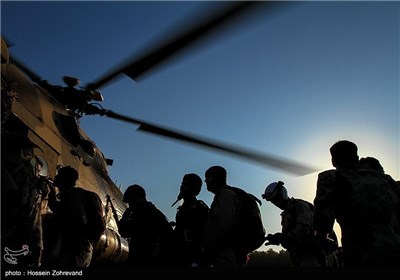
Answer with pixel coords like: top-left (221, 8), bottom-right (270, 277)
top-left (53, 112), bottom-right (81, 146)
top-left (105, 158), bottom-right (114, 166)
top-left (80, 139), bottom-right (96, 158)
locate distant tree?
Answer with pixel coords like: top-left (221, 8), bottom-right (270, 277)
top-left (247, 249), bottom-right (291, 267)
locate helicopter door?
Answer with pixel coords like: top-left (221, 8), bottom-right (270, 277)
top-left (28, 131), bottom-right (59, 179)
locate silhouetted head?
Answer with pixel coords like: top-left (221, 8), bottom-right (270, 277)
top-left (171, 173), bottom-right (203, 207)
top-left (54, 166), bottom-right (79, 192)
top-left (330, 140), bottom-right (359, 168)
top-left (123, 184), bottom-right (146, 204)
top-left (262, 181), bottom-right (289, 210)
top-left (205, 165), bottom-right (227, 194)
top-left (180, 173), bottom-right (202, 197)
top-left (359, 157), bottom-right (385, 174)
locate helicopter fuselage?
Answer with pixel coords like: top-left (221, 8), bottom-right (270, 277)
top-left (1, 41), bottom-right (129, 265)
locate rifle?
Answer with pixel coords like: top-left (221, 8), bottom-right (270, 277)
top-left (105, 194), bottom-right (120, 223)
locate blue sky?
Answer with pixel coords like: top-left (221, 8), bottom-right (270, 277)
top-left (2, 1), bottom-right (399, 251)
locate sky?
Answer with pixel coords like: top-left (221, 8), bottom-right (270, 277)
top-left (1, 0), bottom-right (399, 251)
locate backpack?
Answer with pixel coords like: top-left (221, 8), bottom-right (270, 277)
top-left (230, 187), bottom-right (266, 253)
top-left (335, 169), bottom-right (398, 225)
top-left (77, 188), bottom-right (106, 242)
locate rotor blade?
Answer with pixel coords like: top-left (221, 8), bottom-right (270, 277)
top-left (9, 55), bottom-right (43, 84)
top-left (87, 1), bottom-right (265, 90)
top-left (101, 110), bottom-right (319, 176)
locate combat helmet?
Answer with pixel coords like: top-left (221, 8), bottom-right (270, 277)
top-left (262, 181), bottom-right (288, 201)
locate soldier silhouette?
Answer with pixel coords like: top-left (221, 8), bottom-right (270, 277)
top-left (262, 181), bottom-right (323, 267)
top-left (172, 173), bottom-right (209, 267)
top-left (313, 140), bottom-right (400, 266)
top-left (47, 166), bottom-right (104, 268)
top-left (118, 184), bottom-right (174, 267)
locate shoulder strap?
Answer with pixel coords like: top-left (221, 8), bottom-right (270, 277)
top-left (196, 199), bottom-right (210, 210)
top-left (292, 198), bottom-right (314, 213)
top-left (229, 186), bottom-right (262, 206)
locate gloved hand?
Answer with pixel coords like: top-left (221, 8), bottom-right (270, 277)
top-left (265, 233), bottom-right (283, 246)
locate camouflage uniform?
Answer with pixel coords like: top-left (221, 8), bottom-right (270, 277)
top-left (48, 187), bottom-right (94, 268)
top-left (314, 168), bottom-right (400, 266)
top-left (174, 199), bottom-right (209, 267)
top-left (383, 174), bottom-right (400, 227)
top-left (280, 198), bottom-right (321, 267)
top-left (1, 127), bottom-right (44, 268)
top-left (118, 201), bottom-right (174, 267)
top-left (204, 186), bottom-right (244, 267)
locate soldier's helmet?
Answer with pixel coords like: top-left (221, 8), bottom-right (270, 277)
top-left (123, 184), bottom-right (146, 203)
top-left (262, 181), bottom-right (288, 201)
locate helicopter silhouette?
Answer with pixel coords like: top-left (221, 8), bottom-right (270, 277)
top-left (1, 1), bottom-right (322, 266)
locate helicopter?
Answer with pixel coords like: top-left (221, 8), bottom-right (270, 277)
top-left (3, 1), bottom-right (396, 268)
top-left (1, 1), bottom-right (321, 266)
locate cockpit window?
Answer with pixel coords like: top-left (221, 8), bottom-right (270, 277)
top-left (53, 112), bottom-right (80, 146)
top-left (80, 139), bottom-right (96, 158)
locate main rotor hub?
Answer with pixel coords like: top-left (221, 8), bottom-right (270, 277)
top-left (63, 76), bottom-right (80, 87)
